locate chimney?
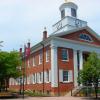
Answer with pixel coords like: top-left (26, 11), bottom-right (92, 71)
top-left (27, 40), bottom-right (30, 48)
top-left (43, 27), bottom-right (47, 40)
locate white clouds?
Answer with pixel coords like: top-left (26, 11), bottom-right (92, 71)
top-left (0, 0), bottom-right (100, 51)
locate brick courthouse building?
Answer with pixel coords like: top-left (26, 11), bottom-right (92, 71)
top-left (9, 1), bottom-right (100, 95)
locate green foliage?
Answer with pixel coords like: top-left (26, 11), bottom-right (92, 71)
top-left (78, 52), bottom-right (100, 98)
top-left (78, 52), bottom-right (100, 85)
top-left (0, 51), bottom-right (21, 78)
top-left (0, 51), bottom-right (22, 85)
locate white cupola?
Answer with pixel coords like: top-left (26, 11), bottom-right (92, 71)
top-left (52, 0), bottom-right (87, 34)
top-left (59, 0), bottom-right (78, 19)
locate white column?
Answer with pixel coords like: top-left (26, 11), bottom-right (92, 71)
top-left (51, 45), bottom-right (58, 87)
top-left (73, 50), bottom-right (78, 87)
top-left (79, 51), bottom-right (83, 70)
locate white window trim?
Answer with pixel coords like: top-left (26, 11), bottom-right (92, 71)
top-left (27, 76), bottom-right (30, 84)
top-left (33, 57), bottom-right (35, 67)
top-left (62, 70), bottom-right (73, 83)
top-left (46, 70), bottom-right (49, 83)
top-left (61, 49), bottom-right (69, 62)
top-left (39, 72), bottom-right (42, 83)
top-left (46, 50), bottom-right (49, 62)
top-left (39, 53), bottom-right (42, 65)
top-left (31, 74), bottom-right (35, 84)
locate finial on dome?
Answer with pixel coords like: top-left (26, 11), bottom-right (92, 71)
top-left (65, 0), bottom-right (73, 3)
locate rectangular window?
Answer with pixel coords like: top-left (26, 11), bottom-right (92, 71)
top-left (46, 70), bottom-right (49, 82)
top-left (39, 50), bottom-right (43, 64)
top-left (27, 76), bottom-right (30, 84)
top-left (35, 73), bottom-right (37, 83)
top-left (32, 74), bottom-right (35, 84)
top-left (61, 10), bottom-right (65, 19)
top-left (63, 71), bottom-right (68, 82)
top-left (71, 8), bottom-right (76, 17)
top-left (39, 72), bottom-right (42, 82)
top-left (46, 49), bottom-right (50, 62)
top-left (33, 56), bottom-right (35, 66)
top-left (63, 70), bottom-right (73, 82)
top-left (62, 49), bottom-right (69, 61)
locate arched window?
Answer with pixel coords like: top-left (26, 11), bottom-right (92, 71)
top-left (79, 34), bottom-right (93, 42)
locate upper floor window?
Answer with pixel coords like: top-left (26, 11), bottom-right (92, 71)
top-left (46, 49), bottom-right (50, 62)
top-left (71, 8), bottom-right (76, 17)
top-left (79, 34), bottom-right (93, 42)
top-left (33, 56), bottom-right (35, 66)
top-left (61, 10), bottom-right (65, 19)
top-left (61, 49), bottom-right (69, 61)
top-left (39, 50), bottom-right (43, 64)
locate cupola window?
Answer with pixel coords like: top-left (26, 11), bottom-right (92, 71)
top-left (61, 10), bottom-right (65, 19)
top-left (71, 8), bottom-right (76, 17)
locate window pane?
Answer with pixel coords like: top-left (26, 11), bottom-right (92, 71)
top-left (61, 10), bottom-right (65, 19)
top-left (79, 34), bottom-right (92, 42)
top-left (71, 8), bottom-right (76, 17)
top-left (39, 50), bottom-right (43, 64)
top-left (46, 50), bottom-right (50, 62)
top-left (39, 72), bottom-right (42, 82)
top-left (62, 49), bottom-right (68, 60)
top-left (46, 70), bottom-right (49, 82)
top-left (33, 56), bottom-right (35, 66)
top-left (63, 71), bottom-right (68, 81)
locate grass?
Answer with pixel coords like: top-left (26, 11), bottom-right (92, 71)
top-left (24, 90), bottom-right (49, 97)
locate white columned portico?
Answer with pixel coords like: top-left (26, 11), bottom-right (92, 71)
top-left (51, 45), bottom-right (58, 87)
top-left (79, 51), bottom-right (83, 70)
top-left (73, 50), bottom-right (78, 87)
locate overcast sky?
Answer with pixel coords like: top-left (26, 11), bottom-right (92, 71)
top-left (0, 0), bottom-right (100, 51)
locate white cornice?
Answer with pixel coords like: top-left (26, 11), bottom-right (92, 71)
top-left (29, 26), bottom-right (100, 54)
top-left (53, 37), bottom-right (100, 48)
top-left (50, 26), bottom-right (100, 41)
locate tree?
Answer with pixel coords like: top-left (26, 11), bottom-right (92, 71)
top-left (78, 52), bottom-right (100, 99)
top-left (0, 51), bottom-right (21, 91)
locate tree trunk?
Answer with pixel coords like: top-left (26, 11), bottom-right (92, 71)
top-left (94, 83), bottom-right (98, 99)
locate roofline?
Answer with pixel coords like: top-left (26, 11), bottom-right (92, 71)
top-left (50, 26), bottom-right (100, 41)
top-left (30, 36), bottom-right (53, 54)
top-left (53, 37), bottom-right (100, 48)
top-left (29, 26), bottom-right (100, 54)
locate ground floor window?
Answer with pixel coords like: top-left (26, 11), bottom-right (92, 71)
top-left (63, 71), bottom-right (68, 82)
top-left (63, 70), bottom-right (73, 82)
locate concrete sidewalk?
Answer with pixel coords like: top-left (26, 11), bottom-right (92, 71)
top-left (2, 96), bottom-right (99, 100)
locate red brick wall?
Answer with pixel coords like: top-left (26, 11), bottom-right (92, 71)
top-left (9, 45), bottom-right (51, 93)
top-left (9, 46), bottom-right (75, 95)
top-left (57, 47), bottom-right (74, 95)
top-left (60, 29), bottom-right (100, 46)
